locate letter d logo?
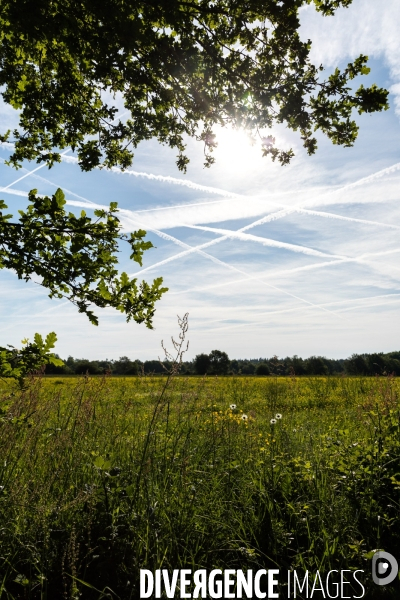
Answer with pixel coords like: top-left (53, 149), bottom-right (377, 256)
top-left (372, 551), bottom-right (398, 586)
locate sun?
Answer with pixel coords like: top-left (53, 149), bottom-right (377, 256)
top-left (211, 125), bottom-right (267, 173)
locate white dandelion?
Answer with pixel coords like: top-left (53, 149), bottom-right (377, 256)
top-left (275, 413), bottom-right (282, 420)
top-left (270, 418), bottom-right (277, 425)
top-left (230, 404), bottom-right (237, 410)
top-left (241, 414), bottom-right (248, 421)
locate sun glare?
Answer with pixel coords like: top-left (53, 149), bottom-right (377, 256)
top-left (212, 126), bottom-right (267, 173)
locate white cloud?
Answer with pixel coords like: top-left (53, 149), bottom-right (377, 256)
top-left (300, 0), bottom-right (400, 114)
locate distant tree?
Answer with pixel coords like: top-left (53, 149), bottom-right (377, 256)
top-left (241, 362), bottom-right (256, 375)
top-left (255, 363), bottom-right (270, 376)
top-left (113, 356), bottom-right (139, 376)
top-left (345, 354), bottom-right (368, 376)
top-left (287, 355), bottom-right (307, 376)
top-left (268, 355), bottom-right (285, 375)
top-left (386, 357), bottom-right (400, 376)
top-left (366, 353), bottom-right (386, 375)
top-left (73, 360), bottom-right (101, 375)
top-left (194, 353), bottom-right (211, 375)
top-left (45, 358), bottom-right (73, 375)
top-left (229, 360), bottom-right (240, 374)
top-left (143, 360), bottom-right (166, 374)
top-left (384, 354), bottom-right (400, 375)
top-left (306, 356), bottom-right (329, 376)
top-left (209, 350), bottom-right (230, 375)
top-left (97, 360), bottom-right (113, 374)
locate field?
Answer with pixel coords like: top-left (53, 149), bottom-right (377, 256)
top-left (0, 371), bottom-right (399, 599)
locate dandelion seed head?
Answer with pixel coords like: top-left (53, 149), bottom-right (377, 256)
top-left (241, 414), bottom-right (248, 420)
top-left (230, 404), bottom-right (237, 410)
top-left (270, 418), bottom-right (277, 425)
top-left (275, 413), bottom-right (282, 420)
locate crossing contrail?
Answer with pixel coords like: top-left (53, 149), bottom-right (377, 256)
top-left (57, 151), bottom-right (400, 203)
top-left (182, 224), bottom-right (346, 259)
top-left (2, 140), bottom-right (400, 206)
top-left (62, 197), bottom-right (350, 319)
top-left (169, 246), bottom-right (400, 297)
top-left (3, 190), bottom-right (398, 289)
top-left (1, 144), bottom-right (399, 323)
top-left (119, 212), bottom-right (347, 320)
top-left (0, 149), bottom-right (70, 192)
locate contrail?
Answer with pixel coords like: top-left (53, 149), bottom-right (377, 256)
top-left (335, 162), bottom-right (400, 193)
top-left (2, 140), bottom-right (400, 205)
top-left (60, 153), bottom-right (243, 198)
top-left (62, 198), bottom-right (349, 319)
top-left (1, 162), bottom-right (54, 191)
top-left (2, 150), bottom-right (399, 236)
top-left (184, 224), bottom-right (346, 259)
top-left (116, 212), bottom-right (346, 320)
top-left (169, 246), bottom-right (400, 298)
top-left (57, 151), bottom-right (400, 204)
top-left (0, 159), bottom-right (96, 206)
top-left (30, 171), bottom-right (97, 205)
top-left (283, 207), bottom-right (400, 230)
top-left (0, 149), bottom-right (70, 192)
top-left (0, 187), bottom-right (30, 198)
top-left (65, 199), bottom-right (400, 294)
top-left (122, 205), bottom-right (399, 279)
top-left (107, 158), bottom-right (400, 269)
top-left (2, 146), bottom-right (398, 318)
top-left (0, 300), bottom-right (70, 335)
top-left (3, 188), bottom-right (399, 287)
top-left (0, 186), bottom-right (88, 207)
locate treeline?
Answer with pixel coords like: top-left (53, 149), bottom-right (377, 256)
top-left (45, 350), bottom-right (400, 376)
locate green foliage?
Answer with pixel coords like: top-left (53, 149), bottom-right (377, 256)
top-left (0, 0), bottom-right (388, 172)
top-left (255, 362), bottom-right (270, 376)
top-left (193, 349), bottom-right (230, 375)
top-left (0, 332), bottom-right (63, 388)
top-left (194, 352), bottom-right (211, 375)
top-left (0, 188), bottom-right (167, 326)
top-left (209, 349), bottom-right (230, 375)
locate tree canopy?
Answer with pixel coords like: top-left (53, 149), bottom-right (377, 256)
top-left (0, 0), bottom-right (391, 377)
top-left (0, 188), bottom-right (167, 326)
top-left (0, 0), bottom-right (389, 172)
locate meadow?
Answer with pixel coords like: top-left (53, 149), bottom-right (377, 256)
top-left (0, 369), bottom-right (399, 599)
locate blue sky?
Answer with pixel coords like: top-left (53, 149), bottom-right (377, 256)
top-left (1, 0), bottom-right (400, 361)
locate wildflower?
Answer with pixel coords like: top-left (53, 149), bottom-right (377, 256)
top-left (275, 413), bottom-right (282, 420)
top-left (241, 414), bottom-right (248, 421)
top-left (230, 404), bottom-right (237, 410)
top-left (270, 418), bottom-right (277, 425)
top-left (239, 547), bottom-right (256, 558)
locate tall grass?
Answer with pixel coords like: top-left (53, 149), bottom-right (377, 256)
top-left (0, 346), bottom-right (399, 597)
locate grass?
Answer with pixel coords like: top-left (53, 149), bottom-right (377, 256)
top-left (0, 369), bottom-right (399, 599)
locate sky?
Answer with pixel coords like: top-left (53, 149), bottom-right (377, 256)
top-left (1, 0), bottom-right (400, 362)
